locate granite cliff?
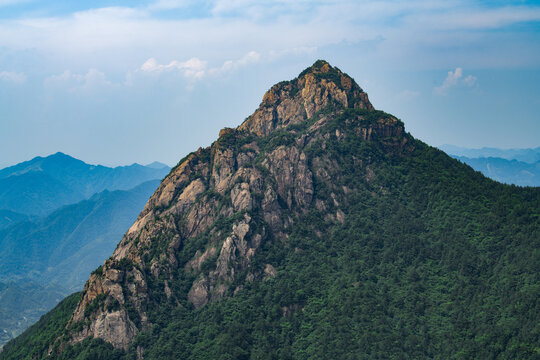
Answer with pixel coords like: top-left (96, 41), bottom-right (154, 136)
top-left (65, 60), bottom-right (410, 350)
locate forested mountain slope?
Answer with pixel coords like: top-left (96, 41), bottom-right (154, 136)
top-left (0, 210), bottom-right (31, 230)
top-left (2, 60), bottom-right (538, 360)
top-left (0, 180), bottom-right (162, 347)
top-left (0, 281), bottom-right (67, 347)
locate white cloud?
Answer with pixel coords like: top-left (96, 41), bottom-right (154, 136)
top-left (435, 67), bottom-right (477, 95)
top-left (0, 0), bottom-right (538, 76)
top-left (436, 67), bottom-right (462, 94)
top-left (463, 75), bottom-right (477, 87)
top-left (0, 71), bottom-right (26, 84)
top-left (44, 69), bottom-right (113, 92)
top-left (237, 50), bottom-right (260, 66)
top-left (44, 70), bottom-right (80, 85)
top-left (212, 51), bottom-right (261, 74)
top-left (141, 57), bottom-right (207, 79)
top-left (141, 51), bottom-right (262, 79)
top-left (0, 0), bottom-right (537, 92)
top-left (140, 58), bottom-right (159, 72)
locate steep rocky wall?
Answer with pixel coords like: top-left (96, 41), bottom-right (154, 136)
top-left (64, 60), bottom-right (411, 350)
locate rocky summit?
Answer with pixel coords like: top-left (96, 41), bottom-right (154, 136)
top-left (68, 60), bottom-right (397, 349)
top-left (2, 60), bottom-right (538, 359)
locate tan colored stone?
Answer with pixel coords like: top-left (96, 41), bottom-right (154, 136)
top-left (188, 277), bottom-right (208, 309)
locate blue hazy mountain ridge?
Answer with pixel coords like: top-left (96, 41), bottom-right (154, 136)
top-left (441, 145), bottom-right (540, 164)
top-left (0, 210), bottom-right (32, 230)
top-left (0, 179), bottom-right (162, 346)
top-left (455, 156), bottom-right (540, 187)
top-left (0, 179), bottom-right (161, 290)
top-left (144, 161), bottom-right (170, 169)
top-left (0, 281), bottom-right (67, 346)
top-left (0, 152), bottom-right (170, 216)
top-left (0, 154), bottom-right (170, 347)
top-left (439, 146), bottom-right (540, 186)
top-left (0, 172), bottom-right (81, 218)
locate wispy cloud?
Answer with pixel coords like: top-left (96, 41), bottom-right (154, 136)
top-left (0, 0), bottom-right (538, 74)
top-left (141, 57), bottom-right (207, 79)
top-left (409, 6), bottom-right (540, 30)
top-left (140, 51), bottom-right (262, 79)
top-left (0, 71), bottom-right (26, 84)
top-left (463, 74), bottom-right (477, 87)
top-left (44, 69), bottom-right (113, 92)
top-left (213, 51), bottom-right (261, 74)
top-left (435, 68), bottom-right (477, 95)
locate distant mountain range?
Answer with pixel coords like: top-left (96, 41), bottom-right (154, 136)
top-left (0, 281), bottom-right (66, 346)
top-left (440, 145), bottom-right (540, 163)
top-left (0, 152), bottom-right (169, 216)
top-left (0, 210), bottom-right (32, 230)
top-left (440, 145), bottom-right (540, 187)
top-left (0, 154), bottom-right (169, 346)
top-left (454, 156), bottom-right (539, 187)
top-left (0, 180), bottom-right (161, 289)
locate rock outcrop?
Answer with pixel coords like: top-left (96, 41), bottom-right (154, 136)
top-left (63, 60), bottom-right (411, 350)
top-left (239, 60), bottom-right (373, 136)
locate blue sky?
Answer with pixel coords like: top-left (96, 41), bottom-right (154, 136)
top-left (0, 0), bottom-right (539, 167)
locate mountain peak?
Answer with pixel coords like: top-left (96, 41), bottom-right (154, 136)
top-left (145, 161), bottom-right (170, 170)
top-left (238, 60), bottom-right (373, 137)
top-left (297, 59), bottom-right (357, 88)
top-left (50, 151), bottom-right (70, 158)
top-left (57, 61), bottom-right (412, 350)
top-left (302, 59), bottom-right (332, 72)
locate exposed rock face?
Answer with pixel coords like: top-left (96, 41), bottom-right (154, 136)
top-left (64, 60), bottom-right (411, 350)
top-left (239, 60), bottom-right (373, 137)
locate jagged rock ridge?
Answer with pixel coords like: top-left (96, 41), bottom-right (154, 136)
top-left (64, 60), bottom-right (411, 350)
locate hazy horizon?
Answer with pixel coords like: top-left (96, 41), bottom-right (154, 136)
top-left (2, 144), bottom-right (540, 171)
